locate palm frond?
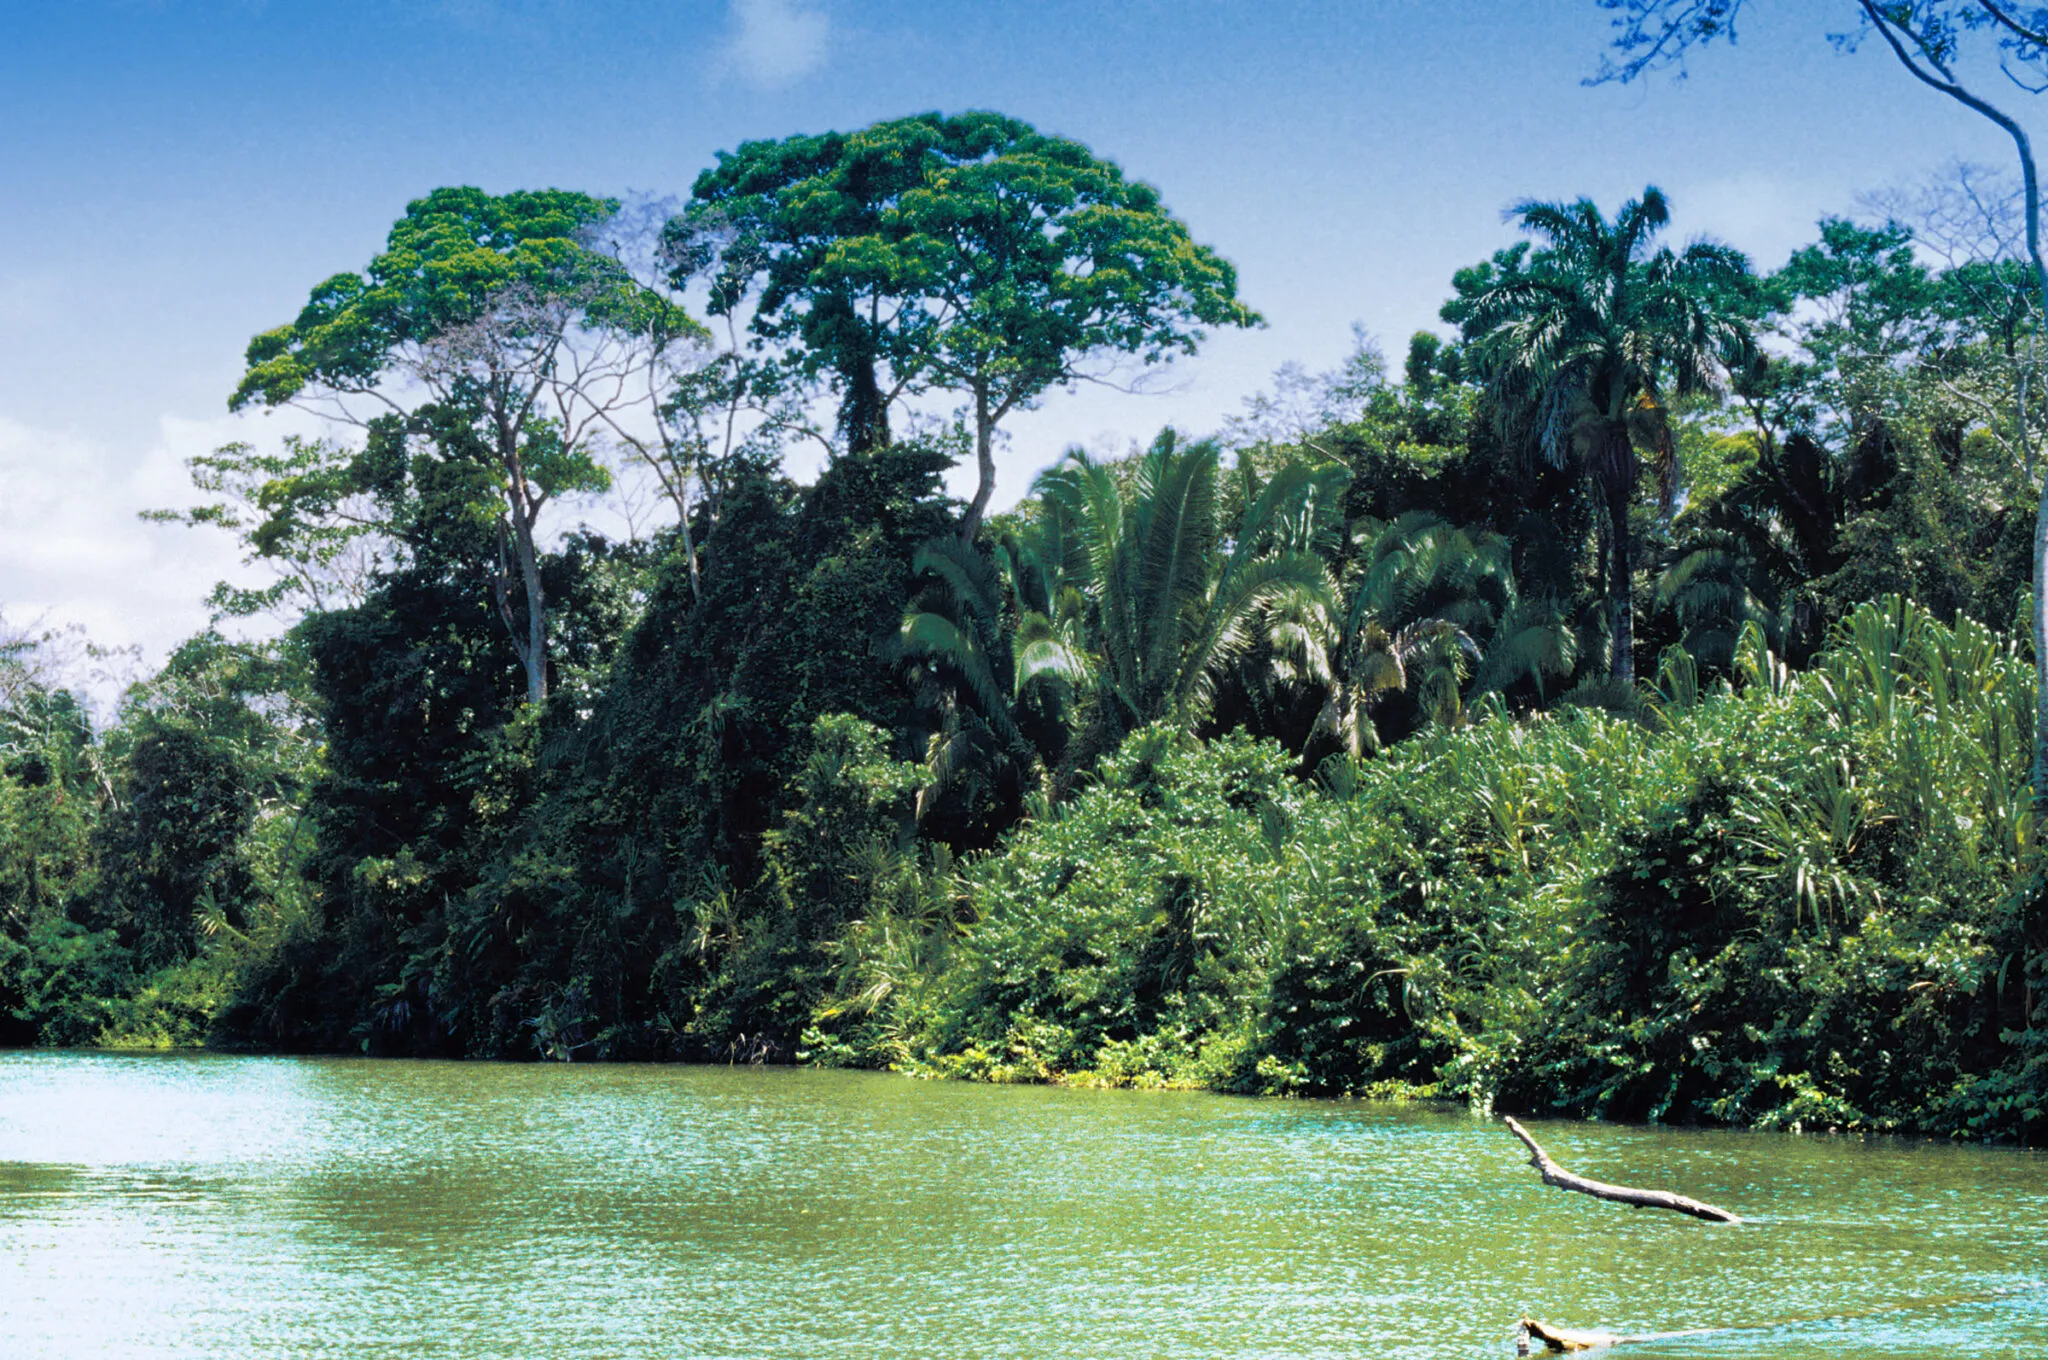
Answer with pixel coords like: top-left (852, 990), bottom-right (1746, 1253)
top-left (1472, 597), bottom-right (1578, 702)
top-left (1013, 615), bottom-right (1093, 692)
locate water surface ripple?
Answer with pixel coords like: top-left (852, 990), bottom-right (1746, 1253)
top-left (0, 1052), bottom-right (2042, 1358)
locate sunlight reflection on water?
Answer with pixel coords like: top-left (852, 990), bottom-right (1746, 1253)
top-left (0, 1051), bottom-right (2042, 1359)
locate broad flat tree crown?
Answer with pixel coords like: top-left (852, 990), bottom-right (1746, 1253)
top-left (234, 188), bottom-right (688, 410)
top-left (676, 111), bottom-right (1261, 536)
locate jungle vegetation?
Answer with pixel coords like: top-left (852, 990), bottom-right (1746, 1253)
top-left (2, 109), bottom-right (2045, 1141)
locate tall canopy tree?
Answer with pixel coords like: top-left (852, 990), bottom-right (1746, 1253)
top-left (1454, 187), bottom-right (1756, 682)
top-left (231, 187), bottom-right (700, 704)
top-left (677, 111), bottom-right (1261, 537)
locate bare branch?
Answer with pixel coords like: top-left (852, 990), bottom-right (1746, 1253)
top-left (1504, 1116), bottom-right (1741, 1222)
top-left (1584, 0), bottom-right (1747, 85)
top-left (1981, 0), bottom-right (2048, 47)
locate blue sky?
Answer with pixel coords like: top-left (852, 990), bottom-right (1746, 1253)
top-left (0, 0), bottom-right (2035, 692)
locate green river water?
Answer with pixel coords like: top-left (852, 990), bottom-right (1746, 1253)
top-left (0, 1052), bottom-right (2042, 1359)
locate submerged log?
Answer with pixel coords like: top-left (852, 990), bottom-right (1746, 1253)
top-left (1518, 1318), bottom-right (1626, 1353)
top-left (1503, 1116), bottom-right (1741, 1223)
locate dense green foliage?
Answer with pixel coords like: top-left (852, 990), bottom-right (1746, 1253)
top-left (3, 117), bottom-right (2044, 1141)
top-left (1, 632), bottom-right (317, 1049)
top-left (832, 601), bottom-right (2041, 1138)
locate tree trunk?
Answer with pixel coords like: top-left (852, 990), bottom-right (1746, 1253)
top-left (960, 383), bottom-right (995, 541)
top-left (2021, 199), bottom-right (2048, 818)
top-left (837, 301), bottom-right (891, 455)
top-left (1503, 1116), bottom-right (1740, 1222)
top-left (841, 356), bottom-right (890, 454)
top-left (676, 486), bottom-right (703, 606)
top-left (512, 505), bottom-right (548, 705)
top-left (493, 503), bottom-right (550, 706)
top-left (493, 449), bottom-right (549, 706)
top-left (2035, 484), bottom-right (2047, 808)
top-left (1599, 428), bottom-right (1636, 685)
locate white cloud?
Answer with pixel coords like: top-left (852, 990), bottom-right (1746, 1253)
top-left (0, 411), bottom-right (312, 716)
top-left (718, 0), bottom-right (831, 89)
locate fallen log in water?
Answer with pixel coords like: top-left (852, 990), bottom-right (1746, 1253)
top-left (1517, 1317), bottom-right (1627, 1353)
top-left (1512, 1279), bottom-right (2045, 1354)
top-left (1503, 1116), bottom-right (1741, 1223)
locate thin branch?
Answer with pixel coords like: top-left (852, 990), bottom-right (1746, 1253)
top-left (1583, 0), bottom-right (1747, 85)
top-left (1981, 0), bottom-right (2048, 47)
top-left (1861, 1), bottom-right (1961, 86)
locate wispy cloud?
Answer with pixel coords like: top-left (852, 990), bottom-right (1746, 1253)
top-left (717, 0), bottom-right (831, 89)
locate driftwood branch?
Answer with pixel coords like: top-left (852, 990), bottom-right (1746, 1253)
top-left (1516, 1281), bottom-right (2048, 1354)
top-left (1503, 1116), bottom-right (1741, 1223)
top-left (1517, 1317), bottom-right (1627, 1353)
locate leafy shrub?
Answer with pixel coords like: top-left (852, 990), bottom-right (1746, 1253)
top-left (858, 599), bottom-right (2043, 1139)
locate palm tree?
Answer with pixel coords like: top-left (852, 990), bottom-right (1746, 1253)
top-left (1205, 453), bottom-right (1353, 745)
top-left (1657, 432), bottom-right (1847, 673)
top-left (1026, 430), bottom-right (1338, 755)
top-left (1312, 512), bottom-right (1572, 755)
top-left (1459, 187), bottom-right (1756, 682)
top-left (897, 535), bottom-right (1089, 839)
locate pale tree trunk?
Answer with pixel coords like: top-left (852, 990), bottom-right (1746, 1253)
top-left (1982, 79), bottom-right (2048, 814)
top-left (493, 504), bottom-right (550, 706)
top-left (490, 416), bottom-right (550, 706)
top-left (2018, 171), bottom-right (2048, 813)
top-left (676, 485), bottom-right (702, 605)
top-left (960, 382), bottom-right (996, 542)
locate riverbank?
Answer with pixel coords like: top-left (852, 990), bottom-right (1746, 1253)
top-left (8, 600), bottom-right (2044, 1145)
